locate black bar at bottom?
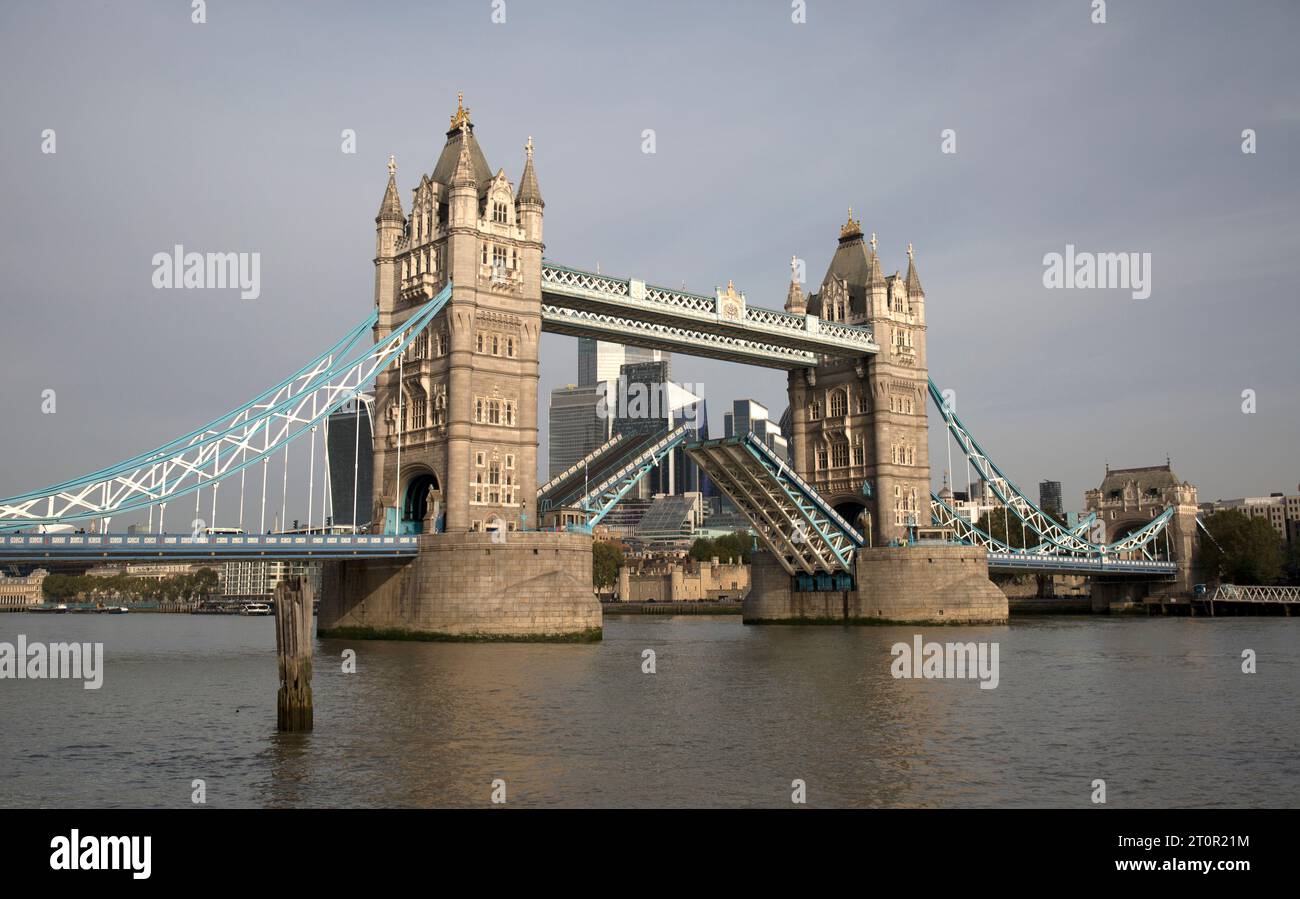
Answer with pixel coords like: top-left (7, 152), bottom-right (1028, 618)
top-left (0, 808), bottom-right (1284, 886)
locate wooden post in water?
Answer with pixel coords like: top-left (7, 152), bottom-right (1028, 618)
top-left (274, 576), bottom-right (314, 731)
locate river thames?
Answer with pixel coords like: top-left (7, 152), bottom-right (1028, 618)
top-left (1, 613), bottom-right (1297, 808)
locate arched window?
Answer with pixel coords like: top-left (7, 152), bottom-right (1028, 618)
top-left (830, 390), bottom-right (847, 418)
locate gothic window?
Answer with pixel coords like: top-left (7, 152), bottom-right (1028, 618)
top-left (809, 402), bottom-right (821, 421)
top-left (491, 334), bottom-right (499, 356)
top-left (475, 398), bottom-right (484, 423)
top-left (504, 401), bottom-right (514, 426)
top-left (492, 245), bottom-right (508, 274)
top-left (476, 451), bottom-right (485, 467)
top-left (476, 332), bottom-right (485, 353)
top-left (830, 390), bottom-right (847, 418)
top-left (482, 243), bottom-right (488, 266)
top-left (816, 449), bottom-right (828, 470)
top-left (832, 442), bottom-right (849, 468)
top-left (857, 392), bottom-right (869, 414)
top-left (506, 337), bottom-right (515, 358)
top-left (492, 201), bottom-right (508, 224)
top-left (854, 443), bottom-right (865, 466)
top-left (505, 454), bottom-right (514, 469)
top-left (894, 487), bottom-right (918, 526)
top-left (488, 399), bottom-right (501, 425)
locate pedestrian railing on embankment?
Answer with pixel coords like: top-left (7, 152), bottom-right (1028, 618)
top-left (1212, 584), bottom-right (1300, 604)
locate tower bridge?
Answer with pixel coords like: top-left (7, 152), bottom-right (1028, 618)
top-left (0, 95), bottom-right (1197, 641)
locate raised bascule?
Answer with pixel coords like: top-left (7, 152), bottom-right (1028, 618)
top-left (0, 96), bottom-right (1197, 641)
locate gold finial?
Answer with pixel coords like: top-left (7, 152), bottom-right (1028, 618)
top-left (907, 242), bottom-right (914, 260)
top-left (449, 91), bottom-right (471, 129)
top-left (387, 154), bottom-right (396, 177)
top-left (525, 135), bottom-right (534, 160)
top-left (870, 232), bottom-right (878, 252)
top-left (839, 207), bottom-right (863, 240)
top-left (727, 279), bottom-right (735, 292)
top-left (790, 255), bottom-right (798, 276)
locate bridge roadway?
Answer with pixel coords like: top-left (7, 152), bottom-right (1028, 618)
top-left (0, 533), bottom-right (419, 563)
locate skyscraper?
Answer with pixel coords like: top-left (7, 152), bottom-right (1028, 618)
top-left (548, 384), bottom-right (612, 479)
top-left (1039, 480), bottom-right (1063, 513)
top-left (611, 359), bottom-right (706, 497)
top-left (327, 397), bottom-right (373, 529)
top-left (725, 398), bottom-right (788, 462)
top-left (577, 338), bottom-right (670, 387)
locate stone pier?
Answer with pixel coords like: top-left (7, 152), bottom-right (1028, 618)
top-left (317, 531), bottom-right (601, 641)
top-left (744, 545), bottom-right (1007, 625)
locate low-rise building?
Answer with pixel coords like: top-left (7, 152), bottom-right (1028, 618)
top-left (617, 554), bottom-right (749, 602)
top-left (0, 569), bottom-right (49, 608)
top-left (1199, 490), bottom-right (1300, 543)
top-left (86, 562), bottom-right (204, 581)
top-left (220, 560), bottom-right (322, 599)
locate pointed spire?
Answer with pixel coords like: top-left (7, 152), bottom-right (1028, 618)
top-left (376, 155), bottom-right (403, 223)
top-left (865, 240), bottom-right (886, 289)
top-left (785, 254), bottom-right (805, 314)
top-left (517, 135), bottom-right (544, 207)
top-left (905, 242), bottom-right (924, 295)
top-left (451, 128), bottom-right (476, 188)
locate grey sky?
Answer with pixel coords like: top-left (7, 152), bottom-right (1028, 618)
top-left (1, 0), bottom-right (1297, 526)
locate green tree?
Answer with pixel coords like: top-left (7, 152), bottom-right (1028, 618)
top-left (194, 567), bottom-right (219, 593)
top-left (1284, 540), bottom-right (1300, 586)
top-left (690, 531), bottom-right (752, 563)
top-left (1200, 510), bottom-right (1283, 585)
top-left (592, 540), bottom-right (623, 590)
top-left (688, 536), bottom-right (716, 561)
top-left (976, 508), bottom-right (1034, 550)
top-left (716, 530), bottom-right (753, 562)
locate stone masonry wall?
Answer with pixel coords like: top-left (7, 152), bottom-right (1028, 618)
top-left (850, 545), bottom-right (1007, 624)
top-left (318, 531), bottom-right (601, 639)
top-left (743, 545), bottom-right (1007, 625)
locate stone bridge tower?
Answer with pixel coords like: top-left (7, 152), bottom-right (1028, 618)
top-left (1085, 462), bottom-right (1202, 593)
top-left (370, 95), bottom-right (543, 535)
top-left (785, 212), bottom-right (931, 545)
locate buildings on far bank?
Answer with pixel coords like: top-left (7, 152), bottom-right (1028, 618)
top-left (1038, 480), bottom-right (1062, 513)
top-left (724, 398), bottom-right (787, 461)
top-left (0, 569), bottom-right (49, 609)
top-left (1200, 488), bottom-right (1300, 544)
top-left (617, 552), bottom-right (750, 603)
top-left (219, 560), bottom-right (322, 600)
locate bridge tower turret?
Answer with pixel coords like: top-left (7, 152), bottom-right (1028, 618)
top-left (374, 155), bottom-right (404, 313)
top-left (788, 213), bottom-right (931, 545)
top-left (368, 94), bottom-right (542, 536)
